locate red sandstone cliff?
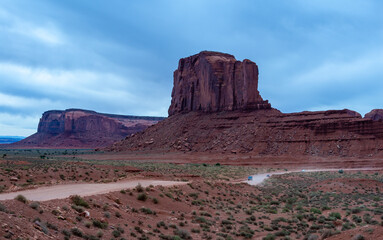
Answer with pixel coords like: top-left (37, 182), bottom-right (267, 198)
top-left (365, 109), bottom-right (383, 121)
top-left (10, 109), bottom-right (164, 149)
top-left (168, 51), bottom-right (270, 115)
top-left (106, 51), bottom-right (383, 157)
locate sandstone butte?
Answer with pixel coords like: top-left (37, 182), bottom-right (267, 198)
top-left (8, 109), bottom-right (164, 149)
top-left (107, 51), bottom-right (383, 157)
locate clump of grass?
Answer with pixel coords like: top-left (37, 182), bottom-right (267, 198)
top-left (137, 193), bottom-right (148, 201)
top-left (71, 195), bottom-right (89, 208)
top-left (92, 219), bottom-right (108, 229)
top-left (135, 183), bottom-right (144, 192)
top-left (29, 201), bottom-right (40, 210)
top-left (71, 227), bottom-right (83, 237)
top-left (15, 194), bottom-right (27, 203)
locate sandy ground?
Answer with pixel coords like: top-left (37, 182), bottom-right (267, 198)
top-left (0, 179), bottom-right (187, 201)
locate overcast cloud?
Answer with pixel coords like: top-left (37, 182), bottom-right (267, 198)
top-left (0, 0), bottom-right (382, 136)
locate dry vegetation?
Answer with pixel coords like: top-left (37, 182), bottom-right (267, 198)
top-left (0, 150), bottom-right (383, 239)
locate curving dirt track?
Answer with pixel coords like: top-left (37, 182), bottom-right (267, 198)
top-left (246, 167), bottom-right (383, 185)
top-left (0, 179), bottom-right (187, 201)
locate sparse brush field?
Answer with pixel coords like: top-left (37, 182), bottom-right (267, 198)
top-left (0, 150), bottom-right (383, 239)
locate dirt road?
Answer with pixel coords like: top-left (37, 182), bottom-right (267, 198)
top-left (0, 180), bottom-right (187, 201)
top-left (246, 167), bottom-right (383, 185)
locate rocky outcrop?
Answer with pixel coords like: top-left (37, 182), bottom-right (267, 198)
top-left (365, 109), bottom-right (383, 121)
top-left (106, 51), bottom-right (383, 157)
top-left (9, 109), bottom-right (164, 148)
top-left (168, 51), bottom-right (271, 115)
top-left (107, 108), bottom-right (383, 157)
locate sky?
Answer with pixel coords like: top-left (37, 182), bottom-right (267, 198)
top-left (0, 0), bottom-right (383, 136)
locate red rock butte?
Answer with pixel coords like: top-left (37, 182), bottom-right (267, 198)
top-left (107, 51), bottom-right (383, 157)
top-left (168, 51), bottom-right (271, 115)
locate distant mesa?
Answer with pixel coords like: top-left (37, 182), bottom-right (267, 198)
top-left (106, 51), bottom-right (383, 157)
top-left (0, 136), bottom-right (24, 144)
top-left (168, 51), bottom-right (271, 116)
top-left (8, 109), bottom-right (164, 149)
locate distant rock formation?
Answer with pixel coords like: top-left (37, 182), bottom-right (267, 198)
top-left (9, 109), bottom-right (164, 149)
top-left (106, 51), bottom-right (383, 157)
top-left (168, 51), bottom-right (271, 116)
top-left (365, 109), bottom-right (383, 121)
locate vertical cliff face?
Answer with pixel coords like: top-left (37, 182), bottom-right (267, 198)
top-left (168, 51), bottom-right (271, 116)
top-left (10, 109), bottom-right (164, 148)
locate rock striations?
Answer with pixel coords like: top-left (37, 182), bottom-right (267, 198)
top-left (106, 51), bottom-right (383, 157)
top-left (168, 51), bottom-right (270, 115)
top-left (10, 109), bottom-right (164, 149)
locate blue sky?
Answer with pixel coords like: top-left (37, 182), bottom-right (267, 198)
top-left (0, 0), bottom-right (383, 136)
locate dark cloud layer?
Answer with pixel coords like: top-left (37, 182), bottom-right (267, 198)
top-left (0, 0), bottom-right (382, 136)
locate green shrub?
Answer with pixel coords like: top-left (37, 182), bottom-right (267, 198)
top-left (135, 184), bottom-right (144, 192)
top-left (71, 228), bottom-right (83, 237)
top-left (329, 212), bottom-right (341, 219)
top-left (137, 193), bottom-right (148, 201)
top-left (112, 230), bottom-right (121, 237)
top-left (92, 219), bottom-right (108, 229)
top-left (310, 208), bottom-right (322, 214)
top-left (174, 228), bottom-right (191, 239)
top-left (29, 202), bottom-right (40, 210)
top-left (0, 203), bottom-right (7, 212)
top-left (263, 234), bottom-right (275, 240)
top-left (15, 194), bottom-right (27, 203)
top-left (71, 195), bottom-right (89, 208)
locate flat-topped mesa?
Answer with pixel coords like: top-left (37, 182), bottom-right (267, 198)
top-left (168, 51), bottom-right (271, 116)
top-left (10, 109), bottom-right (164, 149)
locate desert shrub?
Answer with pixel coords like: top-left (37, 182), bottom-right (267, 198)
top-left (238, 225), bottom-right (254, 239)
top-left (71, 204), bottom-right (85, 213)
top-left (263, 234), bottom-right (275, 240)
top-left (329, 212), bottom-right (341, 219)
top-left (15, 194), bottom-right (27, 203)
top-left (173, 228), bottom-right (191, 239)
top-left (103, 211), bottom-right (111, 218)
top-left (136, 184), bottom-right (144, 192)
top-left (152, 197), bottom-right (159, 204)
top-left (46, 222), bottom-right (58, 231)
top-left (141, 207), bottom-right (155, 215)
top-left (137, 193), bottom-right (148, 201)
top-left (351, 207), bottom-right (362, 214)
top-left (96, 230), bottom-right (103, 238)
top-left (310, 208), bottom-right (321, 214)
top-left (191, 228), bottom-right (200, 233)
top-left (71, 228), bottom-right (83, 237)
top-left (62, 229), bottom-right (71, 237)
top-left (84, 221), bottom-right (91, 228)
top-left (29, 202), bottom-right (40, 210)
top-left (92, 219), bottom-right (108, 229)
top-left (71, 195), bottom-right (89, 208)
top-left (0, 203), bottom-right (7, 212)
top-left (112, 230), bottom-right (121, 237)
top-left (352, 234), bottom-right (365, 240)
